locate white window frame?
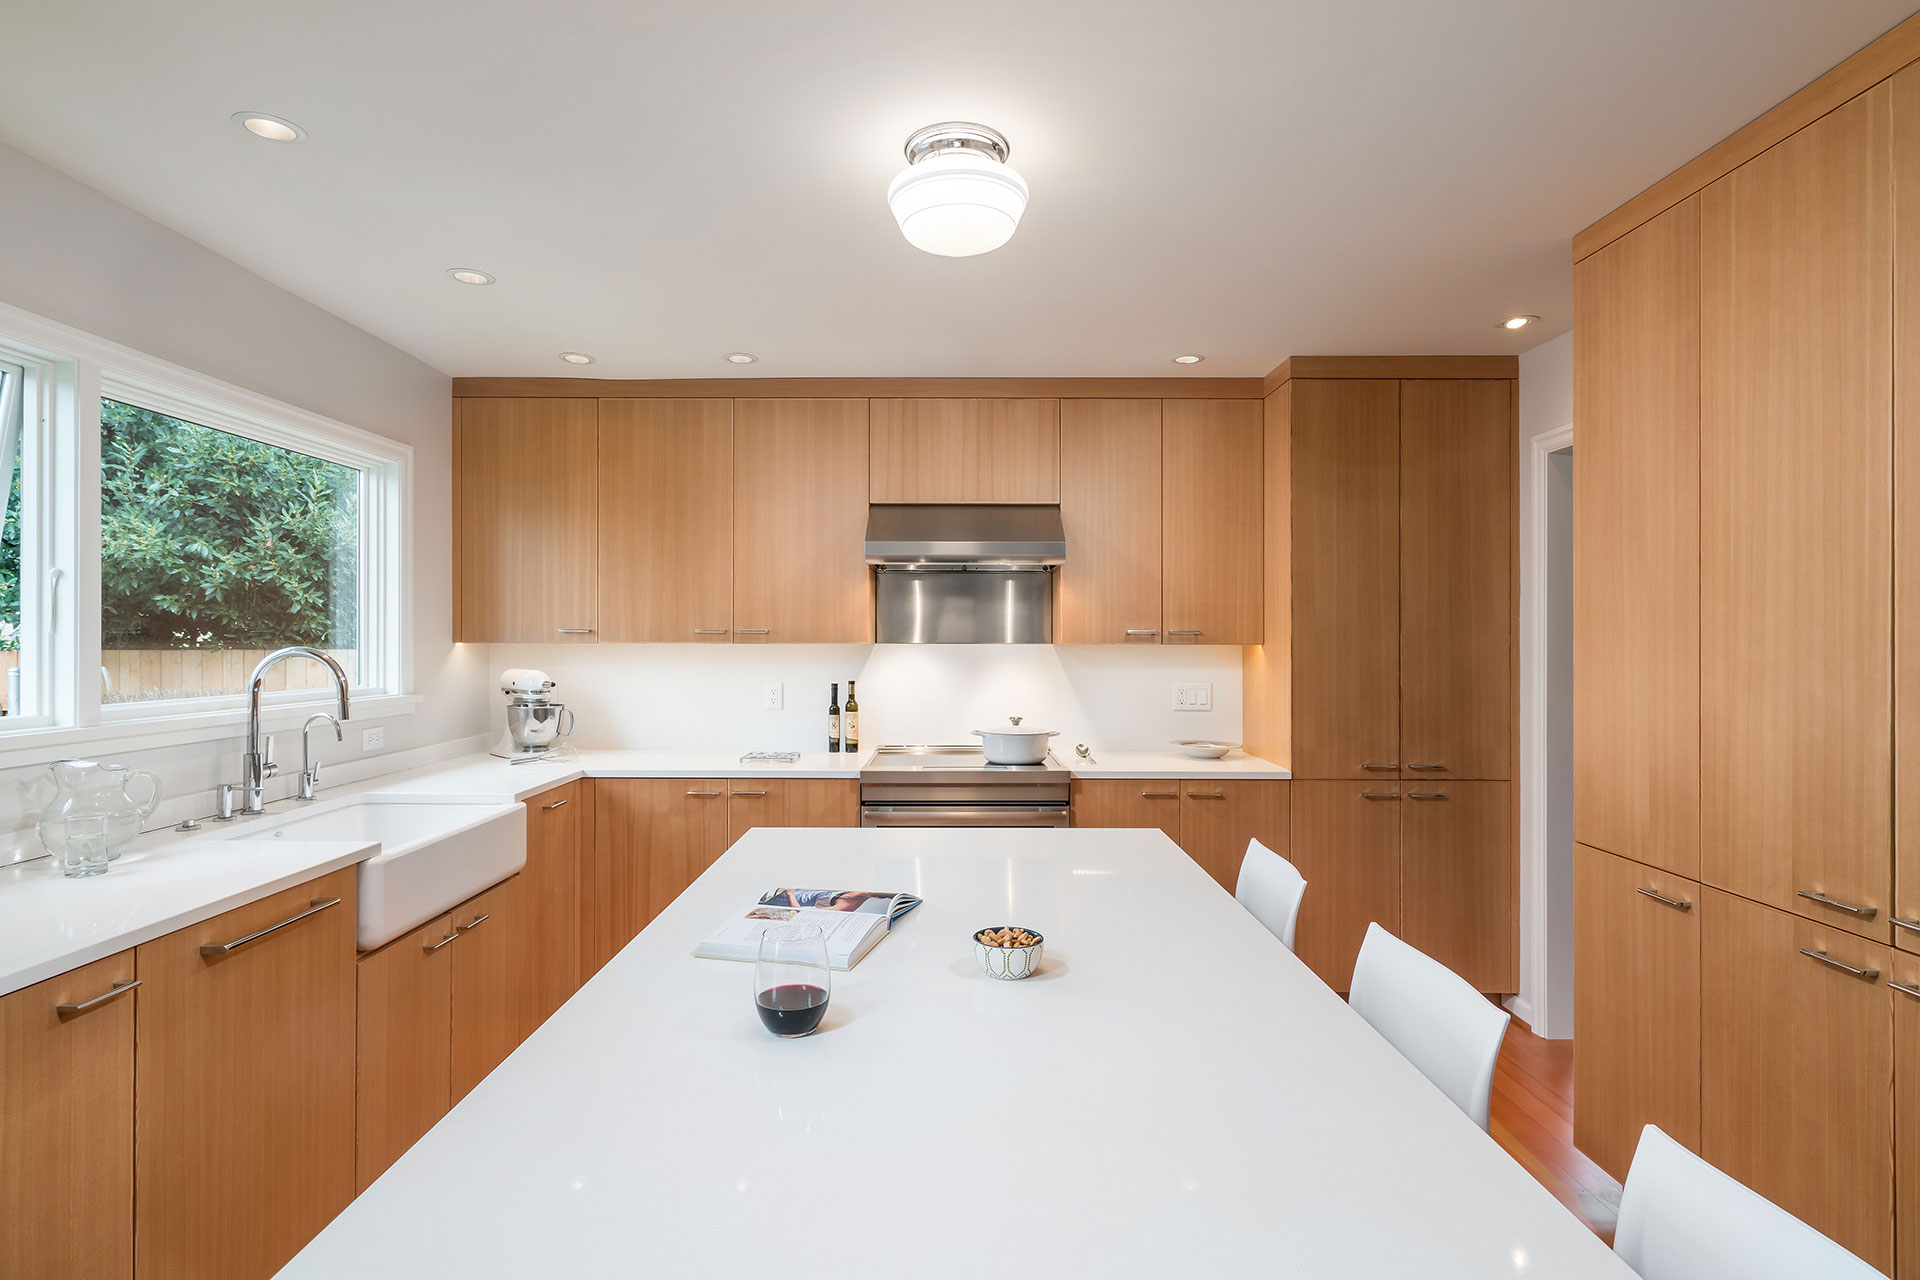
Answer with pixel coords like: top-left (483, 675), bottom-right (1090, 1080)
top-left (0, 299), bottom-right (418, 765)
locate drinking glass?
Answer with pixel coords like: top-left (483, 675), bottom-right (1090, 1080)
top-left (754, 924), bottom-right (830, 1037)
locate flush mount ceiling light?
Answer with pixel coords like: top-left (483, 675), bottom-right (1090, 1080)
top-left (231, 111), bottom-right (305, 142)
top-left (559, 352), bottom-right (595, 365)
top-left (725, 352), bottom-right (758, 365)
top-left (446, 268), bottom-right (495, 286)
top-left (1172, 354), bottom-right (1205, 365)
top-left (1500, 314), bottom-right (1539, 330)
top-left (887, 122), bottom-right (1028, 258)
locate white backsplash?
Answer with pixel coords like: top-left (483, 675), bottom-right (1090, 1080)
top-left (487, 644), bottom-right (1245, 754)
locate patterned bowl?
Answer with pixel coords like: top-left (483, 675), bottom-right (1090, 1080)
top-left (974, 926), bottom-right (1045, 980)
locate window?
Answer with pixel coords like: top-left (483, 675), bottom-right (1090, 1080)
top-left (0, 361), bottom-right (24, 716)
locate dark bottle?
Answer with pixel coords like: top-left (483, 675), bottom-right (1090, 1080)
top-left (828, 683), bottom-right (841, 752)
top-left (844, 681), bottom-right (860, 752)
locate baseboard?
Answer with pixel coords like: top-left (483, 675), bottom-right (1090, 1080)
top-left (1503, 994), bottom-right (1536, 1033)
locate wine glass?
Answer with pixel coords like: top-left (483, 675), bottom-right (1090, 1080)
top-left (755, 924), bottom-right (830, 1037)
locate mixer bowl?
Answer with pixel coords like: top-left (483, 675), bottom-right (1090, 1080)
top-left (505, 702), bottom-right (573, 748)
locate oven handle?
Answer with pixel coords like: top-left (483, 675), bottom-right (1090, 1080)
top-left (860, 806), bottom-right (1070, 828)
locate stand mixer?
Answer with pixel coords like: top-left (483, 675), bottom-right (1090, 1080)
top-left (489, 669), bottom-right (578, 763)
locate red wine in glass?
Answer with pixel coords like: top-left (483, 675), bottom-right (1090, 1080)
top-left (756, 983), bottom-right (829, 1036)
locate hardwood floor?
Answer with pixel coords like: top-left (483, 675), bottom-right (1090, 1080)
top-left (1489, 1018), bottom-right (1622, 1244)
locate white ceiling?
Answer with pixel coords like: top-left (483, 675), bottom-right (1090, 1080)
top-left (0, 0), bottom-right (1912, 378)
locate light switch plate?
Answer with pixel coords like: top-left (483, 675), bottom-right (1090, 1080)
top-left (763, 682), bottom-right (784, 711)
top-left (361, 726), bottom-right (385, 751)
top-left (1172, 682), bottom-right (1212, 711)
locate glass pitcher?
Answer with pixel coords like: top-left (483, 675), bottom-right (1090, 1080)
top-left (37, 759), bottom-right (162, 877)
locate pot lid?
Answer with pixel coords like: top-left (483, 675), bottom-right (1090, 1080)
top-left (972, 716), bottom-right (1058, 737)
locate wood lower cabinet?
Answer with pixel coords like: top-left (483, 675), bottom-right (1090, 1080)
top-left (592, 779), bottom-right (727, 972)
top-left (1057, 400), bottom-right (1162, 645)
top-left (1069, 778), bottom-right (1183, 843)
top-left (450, 875), bottom-right (529, 1103)
top-left (1, 951), bottom-right (135, 1280)
top-left (1896, 949), bottom-right (1920, 1280)
top-left (1289, 781), bottom-right (1403, 992)
top-left (869, 398), bottom-right (1059, 503)
top-left (725, 778), bottom-right (858, 849)
top-left (1571, 845), bottom-right (1700, 1184)
top-left (1162, 399), bottom-right (1263, 644)
top-left (523, 782), bottom-right (585, 1032)
top-left (1700, 887), bottom-right (1894, 1271)
top-left (1400, 781), bottom-right (1514, 992)
top-left (1176, 780), bottom-right (1289, 892)
top-left (596, 399), bottom-right (733, 642)
top-left (354, 913), bottom-right (453, 1192)
top-left (732, 399), bottom-right (869, 643)
top-left (135, 869), bottom-right (356, 1280)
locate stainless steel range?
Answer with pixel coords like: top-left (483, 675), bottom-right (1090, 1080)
top-left (859, 745), bottom-right (1070, 827)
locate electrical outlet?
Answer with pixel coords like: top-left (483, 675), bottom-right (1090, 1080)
top-left (1172, 682), bottom-right (1212, 711)
top-left (361, 726), bottom-right (385, 751)
top-left (763, 682), bottom-right (784, 711)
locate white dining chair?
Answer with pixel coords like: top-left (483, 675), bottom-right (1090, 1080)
top-left (1234, 837), bottom-right (1306, 950)
top-left (1347, 923), bottom-right (1509, 1130)
top-left (1612, 1125), bottom-right (1880, 1280)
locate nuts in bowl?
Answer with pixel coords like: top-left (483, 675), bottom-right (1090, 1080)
top-left (974, 925), bottom-right (1045, 980)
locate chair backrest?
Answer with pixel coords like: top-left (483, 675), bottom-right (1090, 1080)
top-left (1347, 923), bottom-right (1509, 1130)
top-left (1235, 837), bottom-right (1307, 950)
top-left (1613, 1125), bottom-right (1881, 1280)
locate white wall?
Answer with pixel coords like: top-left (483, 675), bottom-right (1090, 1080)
top-left (1516, 330), bottom-right (1575, 1036)
top-left (489, 643), bottom-right (1245, 754)
top-left (0, 141), bottom-right (487, 850)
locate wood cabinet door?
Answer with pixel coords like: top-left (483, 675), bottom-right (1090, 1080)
top-left (1178, 780), bottom-right (1289, 893)
top-left (1068, 778), bottom-right (1183, 844)
top-left (456, 398), bottom-right (598, 642)
top-left (1162, 399), bottom-right (1263, 644)
top-left (869, 399), bottom-right (1059, 503)
top-left (1057, 400), bottom-right (1162, 644)
top-left (1289, 380), bottom-right (1400, 779)
top-left (1289, 781), bottom-right (1402, 991)
top-left (354, 913), bottom-right (453, 1192)
top-left (1, 951), bottom-right (134, 1280)
top-left (727, 779), bottom-right (858, 848)
top-left (1399, 380), bottom-right (1512, 781)
top-left (1571, 844), bottom-right (1700, 1184)
top-left (1399, 781), bottom-right (1515, 992)
top-left (1701, 887), bottom-right (1895, 1270)
top-left (523, 782), bottom-right (583, 1032)
top-left (597, 399), bottom-right (733, 642)
top-left (592, 779), bottom-right (728, 969)
top-left (450, 875), bottom-right (528, 1103)
top-left (135, 869), bottom-right (356, 1280)
top-left (733, 399), bottom-right (869, 642)
top-left (1895, 950), bottom-right (1920, 1280)
top-left (1573, 197), bottom-right (1702, 878)
top-left (1700, 86), bottom-right (1893, 938)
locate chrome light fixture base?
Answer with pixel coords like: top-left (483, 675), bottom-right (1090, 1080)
top-left (903, 122), bottom-right (1011, 166)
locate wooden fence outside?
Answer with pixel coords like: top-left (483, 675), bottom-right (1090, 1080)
top-left (0, 649), bottom-right (357, 711)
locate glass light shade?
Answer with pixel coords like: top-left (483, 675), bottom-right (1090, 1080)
top-left (887, 149), bottom-right (1029, 257)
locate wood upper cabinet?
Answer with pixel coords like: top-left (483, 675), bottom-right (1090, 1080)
top-left (1, 951), bottom-right (135, 1280)
top-left (1571, 844), bottom-right (1700, 1184)
top-left (1399, 781), bottom-right (1514, 992)
top-left (456, 398), bottom-right (598, 642)
top-left (592, 779), bottom-right (727, 971)
top-left (1177, 779), bottom-right (1289, 892)
top-left (1399, 381), bottom-right (1512, 781)
top-left (1289, 781), bottom-right (1403, 991)
top-left (597, 399), bottom-right (733, 642)
top-left (1068, 778), bottom-right (1183, 844)
top-left (523, 782), bottom-right (584, 1032)
top-left (450, 875), bottom-right (529, 1103)
top-left (1700, 887), bottom-right (1895, 1271)
top-left (725, 778), bottom-right (859, 849)
top-left (1162, 399), bottom-right (1263, 644)
top-left (1700, 85), bottom-right (1893, 938)
top-left (1057, 400), bottom-right (1162, 644)
top-left (1290, 380), bottom-right (1401, 779)
top-left (1895, 949), bottom-right (1920, 1280)
top-left (869, 399), bottom-right (1059, 503)
top-left (1894, 65), bottom-right (1920, 957)
top-left (354, 913), bottom-right (453, 1192)
top-left (733, 399), bottom-right (870, 643)
top-left (1573, 197), bottom-right (1702, 879)
top-left (135, 869), bottom-right (356, 1280)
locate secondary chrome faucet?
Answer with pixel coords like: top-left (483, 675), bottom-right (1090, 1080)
top-left (234, 646), bottom-right (351, 815)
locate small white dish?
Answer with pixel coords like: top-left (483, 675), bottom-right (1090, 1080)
top-left (1170, 739), bottom-right (1241, 760)
top-left (974, 926), bottom-right (1044, 980)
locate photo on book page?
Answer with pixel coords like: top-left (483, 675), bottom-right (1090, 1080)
top-left (696, 889), bottom-right (923, 970)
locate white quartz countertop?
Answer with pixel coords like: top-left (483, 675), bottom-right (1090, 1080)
top-left (1063, 748), bottom-right (1290, 779)
top-left (278, 828), bottom-right (1626, 1280)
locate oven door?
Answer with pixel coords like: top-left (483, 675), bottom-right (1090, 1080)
top-left (859, 804), bottom-right (1070, 829)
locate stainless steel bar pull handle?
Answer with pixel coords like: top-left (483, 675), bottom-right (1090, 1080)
top-left (1891, 916), bottom-right (1920, 934)
top-left (737, 628), bottom-right (770, 635)
top-left (731, 790), bottom-right (768, 797)
top-left (458, 912), bottom-right (491, 933)
top-left (685, 790), bottom-right (723, 797)
top-left (1890, 981), bottom-right (1920, 1001)
top-left (1360, 792), bottom-right (1401, 801)
top-left (422, 931), bottom-right (459, 953)
top-left (556, 628), bottom-right (593, 634)
top-left (1799, 948), bottom-right (1880, 981)
top-left (692, 628), bottom-right (728, 635)
top-left (1407, 792), bottom-right (1449, 801)
top-left (541, 797), bottom-right (569, 810)
top-left (1796, 890), bottom-right (1876, 919)
top-left (1167, 630), bottom-right (1202, 636)
top-left (56, 979), bottom-right (140, 1018)
top-left (1140, 790), bottom-right (1178, 798)
top-left (1407, 764), bottom-right (1447, 771)
top-left (1124, 629), bottom-right (1158, 636)
top-left (1361, 763), bottom-right (1399, 772)
top-left (200, 897), bottom-right (342, 956)
top-left (1635, 886), bottom-right (1693, 911)
top-left (1188, 791), bottom-right (1224, 799)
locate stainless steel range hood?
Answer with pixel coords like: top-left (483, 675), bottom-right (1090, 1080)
top-left (863, 504), bottom-right (1066, 565)
top-left (864, 504), bottom-right (1065, 643)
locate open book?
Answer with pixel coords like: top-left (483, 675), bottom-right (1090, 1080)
top-left (696, 888), bottom-right (923, 970)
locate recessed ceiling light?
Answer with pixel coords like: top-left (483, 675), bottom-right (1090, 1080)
top-left (1172, 354), bottom-right (1205, 365)
top-left (559, 352), bottom-right (595, 365)
top-left (725, 352), bottom-right (758, 365)
top-left (446, 268), bottom-right (495, 286)
top-left (888, 122), bottom-right (1028, 257)
top-left (231, 111), bottom-right (305, 142)
top-left (1500, 315), bottom-right (1539, 330)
